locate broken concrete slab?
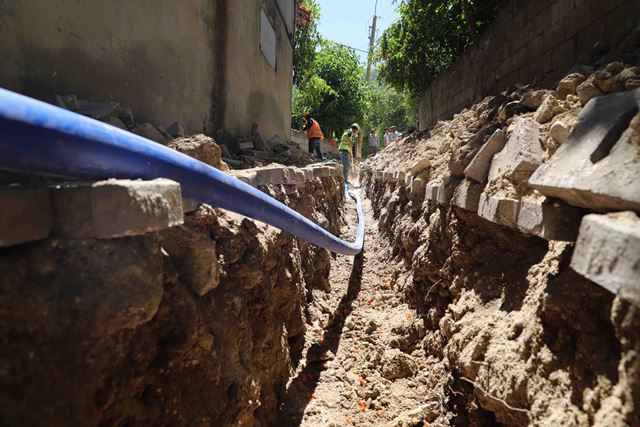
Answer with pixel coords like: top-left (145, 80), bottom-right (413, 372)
top-left (238, 141), bottom-right (255, 150)
top-left (51, 179), bottom-right (183, 239)
top-left (160, 225), bottom-right (219, 296)
top-left (133, 122), bottom-right (169, 145)
top-left (55, 94), bottom-right (80, 111)
top-left (452, 179), bottom-right (483, 212)
top-left (240, 149), bottom-right (271, 160)
top-left (516, 196), bottom-right (583, 241)
top-left (529, 89), bottom-right (640, 211)
top-left (0, 186), bottom-right (53, 247)
top-left (106, 117), bottom-right (128, 130)
top-left (488, 118), bottom-right (543, 182)
top-left (118, 107), bottom-right (135, 129)
top-left (464, 129), bottom-right (507, 183)
top-left (167, 121), bottom-right (185, 138)
top-left (571, 212), bottom-right (640, 306)
top-left (78, 101), bottom-right (120, 121)
top-left (477, 192), bottom-right (520, 228)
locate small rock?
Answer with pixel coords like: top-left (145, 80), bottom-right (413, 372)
top-left (106, 117), bottom-right (128, 130)
top-left (78, 101), bottom-right (120, 121)
top-left (549, 120), bottom-right (571, 144)
top-left (534, 95), bottom-right (561, 124)
top-left (381, 349), bottom-right (418, 380)
top-left (557, 73), bottom-right (586, 99)
top-left (576, 81), bottom-right (603, 105)
top-left (520, 90), bottom-right (548, 109)
top-left (593, 70), bottom-right (624, 93)
top-left (118, 107), bottom-right (135, 129)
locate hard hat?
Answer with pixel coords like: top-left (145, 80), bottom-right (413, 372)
top-left (304, 112), bottom-right (312, 119)
top-left (351, 123), bottom-right (360, 131)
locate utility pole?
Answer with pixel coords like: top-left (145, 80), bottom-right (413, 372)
top-left (365, 0), bottom-right (379, 82)
top-left (365, 15), bottom-right (377, 82)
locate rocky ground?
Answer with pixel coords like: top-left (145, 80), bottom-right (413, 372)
top-left (278, 192), bottom-right (452, 427)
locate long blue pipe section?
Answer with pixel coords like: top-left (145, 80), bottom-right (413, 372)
top-left (0, 88), bottom-right (364, 255)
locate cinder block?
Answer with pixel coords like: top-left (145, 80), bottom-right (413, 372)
top-left (530, 89), bottom-right (640, 211)
top-left (571, 212), bottom-right (640, 306)
top-left (477, 192), bottom-right (520, 228)
top-left (51, 179), bottom-right (183, 239)
top-left (488, 118), bottom-right (543, 182)
top-left (452, 179), bottom-right (483, 212)
top-left (464, 129), bottom-right (507, 183)
top-left (257, 167), bottom-right (286, 185)
top-left (517, 197), bottom-right (583, 241)
top-left (0, 186), bottom-right (53, 247)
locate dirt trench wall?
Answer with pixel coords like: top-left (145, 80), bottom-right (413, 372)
top-left (0, 166), bottom-right (344, 426)
top-left (361, 74), bottom-right (640, 424)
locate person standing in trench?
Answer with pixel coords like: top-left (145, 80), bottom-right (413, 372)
top-left (339, 123), bottom-right (359, 190)
top-left (303, 112), bottom-right (324, 160)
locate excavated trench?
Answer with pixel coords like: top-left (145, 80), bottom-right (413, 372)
top-left (2, 66), bottom-right (640, 426)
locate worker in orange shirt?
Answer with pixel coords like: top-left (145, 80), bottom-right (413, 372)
top-left (303, 112), bottom-right (324, 160)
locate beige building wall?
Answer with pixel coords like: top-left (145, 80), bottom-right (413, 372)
top-left (0, 0), bottom-right (294, 144)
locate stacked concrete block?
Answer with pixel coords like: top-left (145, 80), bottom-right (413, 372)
top-left (571, 212), bottom-right (640, 306)
top-left (452, 179), bottom-right (483, 212)
top-left (488, 118), bottom-right (544, 182)
top-left (464, 129), bottom-right (507, 183)
top-left (256, 167), bottom-right (286, 185)
top-left (0, 186), bottom-right (53, 247)
top-left (477, 193), bottom-right (520, 228)
top-left (51, 179), bottom-right (183, 239)
top-left (530, 89), bottom-right (640, 211)
top-left (516, 197), bottom-right (583, 241)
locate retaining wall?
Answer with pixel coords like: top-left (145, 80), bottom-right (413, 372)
top-left (419, 0), bottom-right (640, 130)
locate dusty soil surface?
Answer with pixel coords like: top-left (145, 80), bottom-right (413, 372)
top-left (278, 190), bottom-right (451, 427)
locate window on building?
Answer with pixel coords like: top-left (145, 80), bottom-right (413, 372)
top-left (260, 9), bottom-right (277, 69)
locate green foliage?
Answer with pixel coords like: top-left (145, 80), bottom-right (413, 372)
top-left (363, 85), bottom-right (418, 137)
top-left (292, 40), bottom-right (367, 136)
top-left (293, 0), bottom-right (321, 86)
top-left (378, 0), bottom-right (500, 96)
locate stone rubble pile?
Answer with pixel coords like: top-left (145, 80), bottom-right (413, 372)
top-left (363, 61), bottom-right (640, 306)
top-left (53, 94), bottom-right (318, 170)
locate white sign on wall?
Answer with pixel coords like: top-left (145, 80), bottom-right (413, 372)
top-left (260, 9), bottom-right (277, 69)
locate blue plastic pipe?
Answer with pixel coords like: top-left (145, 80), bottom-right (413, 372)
top-left (0, 88), bottom-right (364, 255)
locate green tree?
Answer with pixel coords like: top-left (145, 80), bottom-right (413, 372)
top-left (378, 0), bottom-right (500, 96)
top-left (293, 0), bottom-right (321, 87)
top-left (292, 40), bottom-right (367, 137)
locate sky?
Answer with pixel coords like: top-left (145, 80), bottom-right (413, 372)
top-left (316, 0), bottom-right (400, 66)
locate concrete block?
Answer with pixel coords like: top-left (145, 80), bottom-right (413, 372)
top-left (425, 183), bottom-right (439, 202)
top-left (118, 107), bottom-right (135, 128)
top-left (311, 166), bottom-right (333, 178)
top-left (51, 179), bottom-right (183, 239)
top-left (78, 101), bottom-right (120, 121)
top-left (0, 186), bottom-right (53, 247)
top-left (452, 179), bottom-right (483, 211)
top-left (436, 179), bottom-right (459, 206)
top-left (410, 178), bottom-right (426, 201)
top-left (529, 89), bottom-right (640, 211)
top-left (394, 171), bottom-right (406, 182)
top-left (106, 117), bottom-right (128, 130)
top-left (229, 169), bottom-right (258, 186)
top-left (256, 167), bottom-right (285, 185)
top-left (238, 141), bottom-right (255, 150)
top-left (464, 129), bottom-right (507, 183)
top-left (488, 118), bottom-right (543, 182)
top-left (284, 167), bottom-right (305, 185)
top-left (571, 212), bottom-right (640, 306)
top-left (477, 192), bottom-right (520, 228)
top-left (133, 122), bottom-right (169, 145)
top-left (517, 197), bottom-right (583, 241)
top-left (404, 175), bottom-right (413, 187)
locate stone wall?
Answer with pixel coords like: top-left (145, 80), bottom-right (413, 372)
top-left (0, 0), bottom-right (294, 142)
top-left (0, 161), bottom-right (346, 425)
top-left (419, 0), bottom-right (640, 130)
